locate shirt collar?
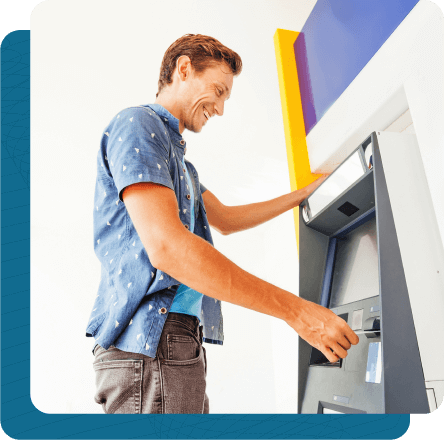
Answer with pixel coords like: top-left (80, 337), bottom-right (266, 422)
top-left (147, 104), bottom-right (186, 151)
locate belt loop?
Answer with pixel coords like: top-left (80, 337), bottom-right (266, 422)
top-left (199, 325), bottom-right (203, 344)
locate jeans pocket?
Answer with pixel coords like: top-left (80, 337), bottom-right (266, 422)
top-left (159, 345), bottom-right (207, 413)
top-left (167, 334), bottom-right (200, 362)
top-left (93, 359), bottom-right (143, 414)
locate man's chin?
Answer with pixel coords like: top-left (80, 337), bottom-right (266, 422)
top-left (185, 124), bottom-right (203, 134)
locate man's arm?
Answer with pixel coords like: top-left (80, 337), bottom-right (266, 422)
top-left (203, 175), bottom-right (327, 235)
top-left (122, 181), bottom-right (358, 363)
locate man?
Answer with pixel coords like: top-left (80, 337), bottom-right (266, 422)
top-left (87, 34), bottom-right (358, 414)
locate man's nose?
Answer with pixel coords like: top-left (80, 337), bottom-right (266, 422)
top-left (214, 100), bottom-right (225, 116)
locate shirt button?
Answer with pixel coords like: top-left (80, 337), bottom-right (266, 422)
top-left (186, 194), bottom-right (191, 200)
top-left (185, 224), bottom-right (189, 229)
top-left (183, 168), bottom-right (186, 173)
top-left (159, 307), bottom-right (167, 314)
top-left (180, 140), bottom-right (185, 145)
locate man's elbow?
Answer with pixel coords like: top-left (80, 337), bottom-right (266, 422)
top-left (212, 222), bottom-right (233, 236)
top-left (149, 252), bottom-right (165, 271)
top-left (146, 240), bottom-right (174, 272)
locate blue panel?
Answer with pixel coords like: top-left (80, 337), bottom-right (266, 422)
top-left (320, 237), bottom-right (337, 308)
top-left (294, 0), bottom-right (420, 134)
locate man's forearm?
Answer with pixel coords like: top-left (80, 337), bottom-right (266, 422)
top-left (221, 189), bottom-right (307, 234)
top-left (155, 227), bottom-right (299, 324)
top-left (155, 226), bottom-right (358, 364)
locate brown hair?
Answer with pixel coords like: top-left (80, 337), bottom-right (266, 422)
top-left (156, 34), bottom-right (242, 97)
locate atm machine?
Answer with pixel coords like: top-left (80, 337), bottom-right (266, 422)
top-left (298, 132), bottom-right (443, 414)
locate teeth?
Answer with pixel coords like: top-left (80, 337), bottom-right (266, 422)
top-left (203, 108), bottom-right (210, 120)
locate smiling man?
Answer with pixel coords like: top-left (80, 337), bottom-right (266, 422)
top-left (86, 34), bottom-right (358, 415)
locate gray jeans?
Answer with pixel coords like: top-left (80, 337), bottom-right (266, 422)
top-left (93, 312), bottom-right (209, 414)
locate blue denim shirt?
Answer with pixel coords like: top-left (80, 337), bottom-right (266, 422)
top-left (86, 104), bottom-right (223, 357)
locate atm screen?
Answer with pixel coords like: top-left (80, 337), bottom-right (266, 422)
top-left (329, 217), bottom-right (379, 308)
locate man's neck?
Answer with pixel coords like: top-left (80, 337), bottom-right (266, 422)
top-left (155, 93), bottom-right (185, 133)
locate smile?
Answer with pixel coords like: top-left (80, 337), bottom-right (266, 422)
top-left (203, 107), bottom-right (210, 120)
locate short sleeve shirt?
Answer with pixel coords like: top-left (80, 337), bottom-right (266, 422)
top-left (85, 104), bottom-right (223, 357)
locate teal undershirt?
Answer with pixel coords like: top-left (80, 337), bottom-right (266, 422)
top-left (169, 156), bottom-right (203, 321)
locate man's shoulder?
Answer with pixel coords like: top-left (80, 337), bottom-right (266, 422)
top-left (106, 105), bottom-right (170, 143)
top-left (113, 105), bottom-right (165, 126)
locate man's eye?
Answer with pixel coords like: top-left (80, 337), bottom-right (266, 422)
top-left (216, 88), bottom-right (223, 96)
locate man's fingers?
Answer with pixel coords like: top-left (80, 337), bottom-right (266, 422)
top-left (315, 174), bottom-right (328, 186)
top-left (323, 347), bottom-right (339, 363)
top-left (332, 342), bottom-right (348, 359)
top-left (338, 335), bottom-right (351, 350)
top-left (316, 174), bottom-right (329, 185)
top-left (343, 326), bottom-right (359, 345)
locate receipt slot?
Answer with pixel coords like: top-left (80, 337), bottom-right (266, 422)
top-left (298, 132), bottom-right (443, 414)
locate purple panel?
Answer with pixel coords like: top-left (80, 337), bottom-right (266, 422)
top-left (294, 0), bottom-right (420, 134)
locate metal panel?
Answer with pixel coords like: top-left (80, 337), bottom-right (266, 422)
top-left (305, 171), bottom-right (375, 236)
top-left (298, 207), bottom-right (330, 412)
top-left (301, 296), bottom-right (384, 414)
top-left (329, 217), bottom-right (379, 308)
top-left (373, 135), bottom-right (430, 413)
top-left (376, 131), bottom-right (444, 382)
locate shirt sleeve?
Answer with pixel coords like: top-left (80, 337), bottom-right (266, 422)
top-left (106, 108), bottom-right (174, 201)
top-left (200, 182), bottom-right (208, 194)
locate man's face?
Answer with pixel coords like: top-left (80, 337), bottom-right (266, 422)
top-left (180, 62), bottom-right (233, 133)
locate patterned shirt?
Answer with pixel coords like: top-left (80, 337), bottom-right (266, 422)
top-left (86, 104), bottom-right (223, 357)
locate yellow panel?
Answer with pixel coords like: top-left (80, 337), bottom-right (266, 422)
top-left (274, 29), bottom-right (322, 252)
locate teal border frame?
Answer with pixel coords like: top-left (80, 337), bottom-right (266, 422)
top-left (1, 30), bottom-right (410, 439)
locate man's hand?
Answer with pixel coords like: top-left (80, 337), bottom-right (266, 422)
top-left (287, 297), bottom-right (359, 363)
top-left (298, 173), bottom-right (329, 200)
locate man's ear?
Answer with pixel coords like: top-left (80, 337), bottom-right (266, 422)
top-left (176, 55), bottom-right (192, 81)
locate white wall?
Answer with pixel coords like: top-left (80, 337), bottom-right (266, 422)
top-left (30, 0), bottom-right (318, 414)
top-left (306, 0), bottom-right (444, 243)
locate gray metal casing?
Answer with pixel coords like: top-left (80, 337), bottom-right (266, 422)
top-left (298, 132), bottom-right (443, 414)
